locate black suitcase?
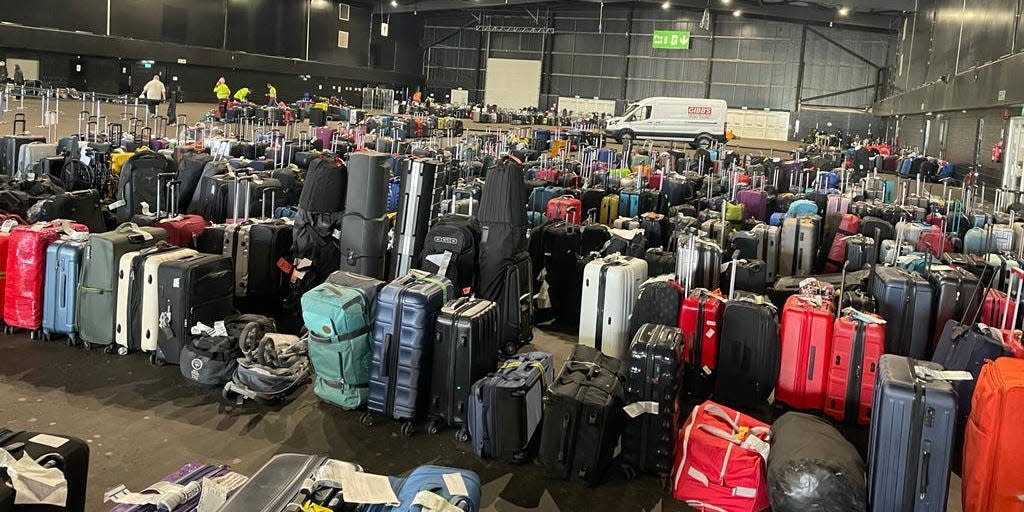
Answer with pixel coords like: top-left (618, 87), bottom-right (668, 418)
top-left (713, 297), bottom-right (780, 409)
top-left (33, 189), bottom-right (107, 233)
top-left (366, 271), bottom-right (455, 428)
top-left (769, 269), bottom-right (871, 310)
top-left (626, 276), bottom-right (683, 342)
top-left (467, 352), bottom-right (552, 462)
top-left (196, 220), bottom-right (293, 308)
top-left (841, 289), bottom-right (877, 313)
top-left (870, 266), bottom-right (934, 358)
top-left (428, 297), bottom-right (500, 436)
top-left (153, 253), bottom-right (235, 366)
top-left (721, 258), bottom-right (768, 294)
top-left (643, 248), bottom-right (675, 277)
top-left (867, 355), bottom-right (955, 512)
top-left (845, 234), bottom-right (877, 270)
top-left (860, 216), bottom-right (894, 241)
top-left (390, 157), bottom-right (438, 280)
top-left (927, 267), bottom-right (980, 347)
top-left (621, 323), bottom-right (683, 476)
top-left (115, 151), bottom-right (176, 223)
top-left (338, 213), bottom-right (390, 280)
top-left (0, 134), bottom-right (46, 176)
top-left (0, 429), bottom-right (89, 512)
top-left (298, 156), bottom-right (346, 213)
top-left (417, 214), bottom-right (481, 294)
top-left (539, 345), bottom-right (625, 486)
top-left (175, 152), bottom-right (213, 214)
top-left (492, 252), bottom-right (534, 356)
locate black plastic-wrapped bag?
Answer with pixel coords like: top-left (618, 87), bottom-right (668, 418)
top-left (768, 412), bottom-right (867, 512)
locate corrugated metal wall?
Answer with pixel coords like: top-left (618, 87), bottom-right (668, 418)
top-left (896, 110), bottom-right (1010, 186)
top-left (422, 6), bottom-right (894, 114)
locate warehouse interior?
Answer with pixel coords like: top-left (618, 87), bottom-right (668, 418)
top-left (1, 0), bottom-right (1023, 511)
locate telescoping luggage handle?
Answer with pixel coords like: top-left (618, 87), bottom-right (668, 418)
top-left (231, 172), bottom-right (256, 223)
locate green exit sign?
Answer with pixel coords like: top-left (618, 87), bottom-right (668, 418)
top-left (653, 30), bottom-right (691, 50)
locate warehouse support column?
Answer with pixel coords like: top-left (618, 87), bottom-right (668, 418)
top-left (620, 6), bottom-right (633, 101)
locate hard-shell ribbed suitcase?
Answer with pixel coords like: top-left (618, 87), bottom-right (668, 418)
top-left (0, 428), bottom-right (89, 512)
top-left (153, 253), bottom-right (234, 366)
top-left (963, 357), bottom-right (1024, 512)
top-left (578, 254), bottom-right (649, 360)
top-left (870, 266), bottom-right (934, 358)
top-left (41, 239), bottom-right (87, 342)
top-left (713, 296), bottom-right (780, 409)
top-left (538, 345), bottom-right (625, 486)
top-left (679, 289), bottom-right (723, 398)
top-left (119, 246), bottom-right (197, 354)
top-left (428, 297), bottom-right (500, 436)
top-left (367, 271), bottom-right (455, 424)
top-left (77, 223), bottom-right (166, 347)
top-left (4, 222), bottom-right (89, 332)
top-left (927, 267), bottom-right (980, 347)
top-left (776, 294), bottom-right (834, 410)
top-left (106, 462), bottom-right (236, 512)
top-left (737, 188), bottom-right (768, 221)
top-left (467, 351), bottom-right (552, 462)
top-left (622, 323), bottom-right (684, 476)
top-left (675, 234), bottom-right (722, 291)
top-left (824, 311), bottom-right (885, 425)
top-left (219, 454), bottom-right (363, 512)
top-left (779, 216), bottom-right (818, 277)
top-left (599, 195), bottom-right (619, 226)
top-left (867, 355), bottom-right (955, 512)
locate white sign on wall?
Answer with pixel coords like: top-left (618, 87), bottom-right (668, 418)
top-left (557, 97), bottom-right (617, 116)
top-left (450, 89), bottom-right (469, 106)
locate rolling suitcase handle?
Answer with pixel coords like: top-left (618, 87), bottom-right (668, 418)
top-left (232, 172), bottom-right (255, 223)
top-left (154, 172), bottom-right (178, 218)
top-left (727, 249), bottom-right (740, 301)
top-left (260, 187), bottom-right (279, 220)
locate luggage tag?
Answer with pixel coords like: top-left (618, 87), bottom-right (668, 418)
top-left (0, 219), bottom-right (18, 233)
top-left (914, 365), bottom-right (973, 382)
top-left (412, 491), bottom-right (462, 512)
top-left (190, 322), bottom-right (216, 336)
top-left (740, 432), bottom-right (771, 463)
top-left (841, 308), bottom-right (886, 324)
top-left (623, 401), bottom-right (660, 418)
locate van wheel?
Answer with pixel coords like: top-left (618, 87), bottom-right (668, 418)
top-left (692, 135), bottom-right (714, 150)
top-left (618, 131), bottom-right (634, 145)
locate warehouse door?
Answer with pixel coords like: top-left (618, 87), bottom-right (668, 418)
top-left (1002, 117), bottom-right (1024, 191)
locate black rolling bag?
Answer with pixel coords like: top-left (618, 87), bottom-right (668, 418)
top-left (621, 323), bottom-right (683, 476)
top-left (153, 253), bottom-right (235, 366)
top-left (0, 429), bottom-right (89, 512)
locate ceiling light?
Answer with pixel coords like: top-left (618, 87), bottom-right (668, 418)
top-left (733, 9), bottom-right (742, 16)
top-left (390, 0), bottom-right (397, 6)
top-left (838, 6), bottom-right (849, 16)
top-left (662, 1), bottom-right (670, 8)
top-left (721, 0), bottom-right (731, 4)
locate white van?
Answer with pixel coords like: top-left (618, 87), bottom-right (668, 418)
top-left (604, 97), bottom-right (728, 149)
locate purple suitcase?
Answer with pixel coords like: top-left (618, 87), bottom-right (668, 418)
top-left (106, 463), bottom-right (233, 512)
top-left (737, 189), bottom-right (768, 221)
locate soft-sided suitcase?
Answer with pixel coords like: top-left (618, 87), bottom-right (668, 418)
top-left (779, 216), bottom-right (818, 277)
top-left (390, 157), bottom-right (437, 280)
top-left (115, 151), bottom-right (176, 223)
top-left (714, 295), bottom-right (780, 409)
top-left (467, 351), bottom-right (552, 462)
top-left (428, 297), bottom-right (500, 437)
top-left (963, 357), bottom-right (1024, 512)
top-left (152, 253), bottom-right (234, 366)
top-left (539, 345), bottom-right (625, 486)
top-left (4, 222), bottom-right (88, 333)
top-left (40, 239), bottom-right (86, 342)
top-left (301, 271), bottom-right (384, 410)
top-left (0, 428), bottom-right (89, 512)
top-left (116, 245), bottom-right (196, 355)
top-left (363, 465), bottom-right (482, 512)
top-left (33, 189), bottom-right (107, 233)
top-left (671, 401), bottom-right (771, 512)
top-left (867, 355), bottom-right (955, 512)
top-left (776, 294), bottom-right (833, 410)
top-left (77, 223), bottom-right (166, 348)
top-left (622, 323), bottom-right (683, 476)
top-left (578, 254), bottom-right (648, 360)
top-left (870, 266), bottom-right (934, 358)
top-left (197, 219), bottom-right (293, 307)
top-left (824, 310), bottom-right (885, 425)
top-left (366, 270), bottom-right (455, 431)
top-left (219, 454), bottom-right (363, 512)
top-left (105, 462), bottom-right (236, 512)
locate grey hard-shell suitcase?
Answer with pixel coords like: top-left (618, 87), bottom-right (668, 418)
top-left (779, 215), bottom-right (819, 277)
top-left (870, 266), bottom-right (934, 358)
top-left (867, 355), bottom-right (955, 512)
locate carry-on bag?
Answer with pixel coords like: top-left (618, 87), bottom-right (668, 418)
top-left (152, 252), bottom-right (234, 366)
top-left (538, 345), bottom-right (625, 486)
top-left (467, 351), bottom-right (552, 462)
top-left (0, 428), bottom-right (89, 512)
top-left (427, 297), bottom-right (500, 437)
top-left (578, 253), bottom-right (649, 360)
top-left (671, 401), bottom-right (770, 512)
top-left (365, 270), bottom-right (455, 434)
top-left (40, 239), bottom-right (87, 343)
top-left (867, 355), bottom-right (956, 512)
top-left (622, 323), bottom-right (684, 476)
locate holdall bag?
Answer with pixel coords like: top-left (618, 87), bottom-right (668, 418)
top-left (622, 323), bottom-right (684, 476)
top-left (671, 401), bottom-right (771, 512)
top-left (301, 272), bottom-right (384, 410)
top-left (867, 355), bottom-right (956, 512)
top-left (767, 412), bottom-right (867, 512)
top-left (538, 345), bottom-right (625, 486)
top-left (179, 335), bottom-right (242, 387)
top-left (963, 357), bottom-right (1024, 512)
top-left (4, 221), bottom-right (89, 332)
top-left (363, 465), bottom-right (482, 512)
top-left (467, 351), bottom-right (552, 462)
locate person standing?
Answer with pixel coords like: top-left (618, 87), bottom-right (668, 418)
top-left (166, 86), bottom-right (179, 125)
top-left (13, 64), bottom-right (24, 85)
top-left (139, 74), bottom-right (166, 116)
top-left (213, 77), bottom-right (231, 119)
top-left (266, 83), bottom-right (277, 106)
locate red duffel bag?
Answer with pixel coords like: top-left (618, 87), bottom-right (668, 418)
top-left (672, 401), bottom-right (771, 512)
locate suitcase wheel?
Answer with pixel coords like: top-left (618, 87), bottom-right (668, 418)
top-left (116, 345), bottom-right (129, 357)
top-left (401, 421), bottom-right (415, 438)
top-left (222, 385), bottom-right (238, 402)
top-left (455, 429), bottom-right (470, 443)
top-left (621, 465), bottom-right (638, 481)
top-left (149, 353), bottom-right (166, 366)
top-left (359, 413), bottom-right (376, 428)
top-left (501, 340), bottom-right (520, 357)
top-left (426, 421), bottom-right (440, 436)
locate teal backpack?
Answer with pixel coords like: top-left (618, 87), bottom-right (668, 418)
top-left (301, 280), bottom-right (377, 409)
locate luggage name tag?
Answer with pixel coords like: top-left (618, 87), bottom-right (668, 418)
top-left (740, 432), bottom-right (771, 462)
top-left (276, 257), bottom-right (294, 275)
top-left (412, 491), bottom-right (462, 512)
top-left (623, 401), bottom-right (659, 418)
top-left (107, 199), bottom-right (127, 211)
top-left (0, 219), bottom-right (17, 233)
top-left (914, 365), bottom-right (973, 382)
top-left (442, 473), bottom-right (470, 498)
top-left (191, 322), bottom-right (215, 336)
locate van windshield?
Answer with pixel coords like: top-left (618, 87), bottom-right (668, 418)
top-left (621, 103), bottom-right (639, 119)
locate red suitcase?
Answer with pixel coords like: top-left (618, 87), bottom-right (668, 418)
top-left (545, 195), bottom-right (582, 224)
top-left (679, 289), bottom-right (724, 396)
top-left (157, 214), bottom-right (208, 248)
top-left (980, 289), bottom-right (1014, 330)
top-left (535, 167), bottom-right (561, 183)
top-left (3, 221), bottom-right (89, 331)
top-left (776, 294), bottom-right (833, 410)
top-left (648, 172), bottom-right (662, 190)
top-left (916, 225), bottom-right (951, 257)
top-left (823, 214), bottom-right (862, 272)
top-left (0, 215), bottom-right (27, 320)
top-left (824, 311), bottom-right (885, 425)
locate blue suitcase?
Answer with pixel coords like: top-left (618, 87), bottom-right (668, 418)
top-left (386, 178), bottom-right (401, 212)
top-left (366, 270), bottom-right (455, 430)
top-left (364, 465), bottom-right (482, 512)
top-left (467, 351), bottom-right (552, 461)
top-left (619, 190), bottom-right (640, 217)
top-left (41, 239), bottom-right (87, 342)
